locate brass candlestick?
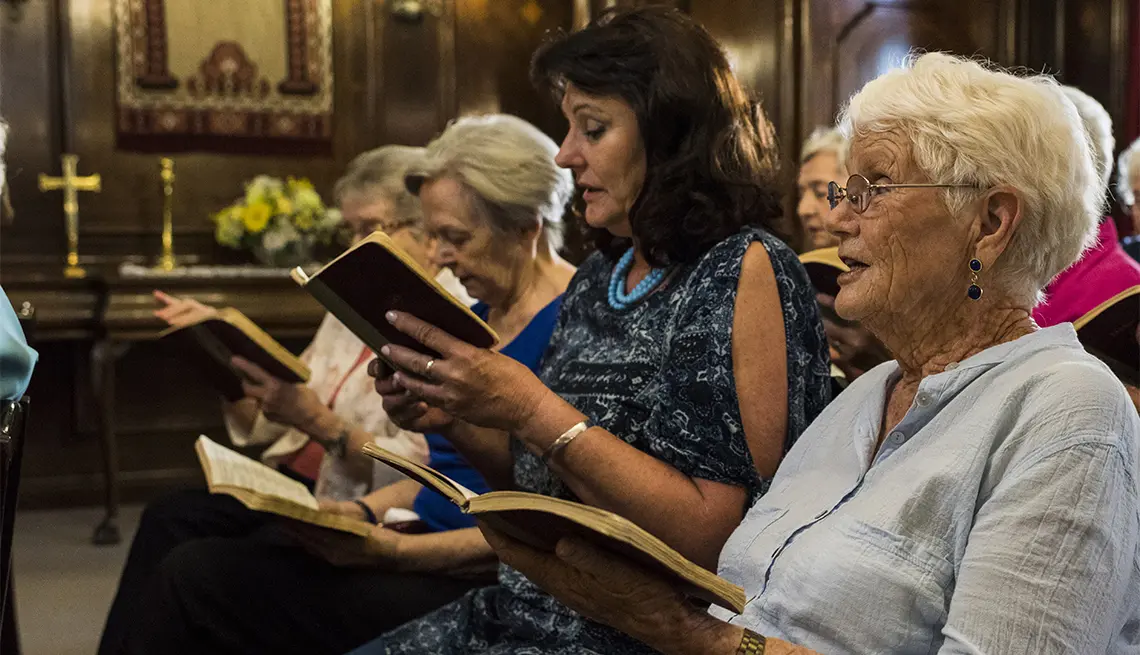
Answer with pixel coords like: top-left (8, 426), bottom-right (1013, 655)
top-left (38, 154), bottom-right (101, 279)
top-left (156, 157), bottom-right (176, 271)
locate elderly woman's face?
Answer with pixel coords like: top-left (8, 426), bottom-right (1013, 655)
top-left (554, 84), bottom-right (646, 237)
top-left (824, 131), bottom-right (972, 324)
top-left (798, 152), bottom-right (845, 250)
top-left (419, 176), bottom-right (534, 307)
top-left (340, 190), bottom-right (436, 276)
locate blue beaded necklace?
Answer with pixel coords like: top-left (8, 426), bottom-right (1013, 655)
top-left (607, 247), bottom-right (668, 310)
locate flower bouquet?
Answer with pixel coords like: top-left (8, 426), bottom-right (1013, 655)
top-left (212, 175), bottom-right (343, 267)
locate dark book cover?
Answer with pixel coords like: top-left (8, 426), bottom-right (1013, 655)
top-left (1074, 287), bottom-right (1140, 387)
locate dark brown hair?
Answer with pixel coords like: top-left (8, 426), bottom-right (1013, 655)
top-left (531, 6), bottom-right (785, 265)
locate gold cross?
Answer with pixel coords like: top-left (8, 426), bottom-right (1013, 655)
top-left (39, 154), bottom-right (101, 278)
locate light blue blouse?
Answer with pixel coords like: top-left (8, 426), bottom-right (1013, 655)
top-left (0, 285), bottom-right (35, 400)
top-left (711, 325), bottom-right (1140, 654)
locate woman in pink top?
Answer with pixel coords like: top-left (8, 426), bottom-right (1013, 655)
top-left (1033, 88), bottom-right (1140, 327)
top-left (1032, 216), bottom-right (1140, 326)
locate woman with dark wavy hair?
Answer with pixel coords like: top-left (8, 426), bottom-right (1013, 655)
top-left (350, 7), bottom-right (830, 654)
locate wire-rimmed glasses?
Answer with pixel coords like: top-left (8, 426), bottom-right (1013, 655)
top-left (827, 174), bottom-right (976, 214)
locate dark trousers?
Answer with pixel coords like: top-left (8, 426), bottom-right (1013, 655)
top-left (101, 489), bottom-right (491, 655)
top-left (98, 489), bottom-right (274, 655)
top-left (119, 530), bottom-right (489, 655)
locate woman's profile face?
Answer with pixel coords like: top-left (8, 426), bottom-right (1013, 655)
top-left (418, 176), bottom-right (534, 308)
top-left (340, 190), bottom-right (437, 277)
top-left (825, 131), bottom-right (973, 326)
top-left (554, 84), bottom-right (647, 237)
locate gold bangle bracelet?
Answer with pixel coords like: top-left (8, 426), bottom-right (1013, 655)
top-left (736, 628), bottom-right (766, 655)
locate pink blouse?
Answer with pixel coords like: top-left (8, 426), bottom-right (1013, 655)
top-left (1033, 219), bottom-right (1140, 327)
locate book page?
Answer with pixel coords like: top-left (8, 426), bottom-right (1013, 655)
top-left (196, 436), bottom-right (319, 510)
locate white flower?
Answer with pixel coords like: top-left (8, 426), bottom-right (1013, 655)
top-left (261, 219), bottom-right (300, 253)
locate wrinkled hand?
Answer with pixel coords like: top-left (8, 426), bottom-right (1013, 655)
top-left (479, 523), bottom-right (700, 651)
top-left (818, 294), bottom-right (891, 380)
top-left (232, 356), bottom-right (326, 431)
top-left (372, 311), bottom-right (551, 433)
top-left (153, 290), bottom-right (218, 328)
top-left (284, 522), bottom-right (407, 568)
top-left (368, 358), bottom-right (457, 434)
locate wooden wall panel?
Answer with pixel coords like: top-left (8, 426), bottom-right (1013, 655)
top-left (0, 0), bottom-right (65, 257)
top-left (800, 0), bottom-right (1017, 152)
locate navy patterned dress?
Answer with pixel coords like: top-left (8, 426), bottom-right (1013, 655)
top-left (348, 227), bottom-right (830, 655)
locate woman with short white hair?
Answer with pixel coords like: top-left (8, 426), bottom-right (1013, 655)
top-left (796, 127), bottom-right (847, 250)
top-left (484, 52), bottom-right (1140, 655)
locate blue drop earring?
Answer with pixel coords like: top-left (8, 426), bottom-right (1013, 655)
top-left (967, 258), bottom-right (983, 300)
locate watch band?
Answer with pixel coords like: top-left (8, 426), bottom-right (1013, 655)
top-left (736, 629), bottom-right (766, 655)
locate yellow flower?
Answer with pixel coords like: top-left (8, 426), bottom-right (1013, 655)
top-left (287, 177), bottom-right (315, 193)
top-left (275, 196), bottom-right (294, 215)
top-left (243, 201), bottom-right (272, 234)
top-left (294, 210), bottom-right (315, 231)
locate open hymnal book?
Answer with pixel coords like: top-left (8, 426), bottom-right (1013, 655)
top-left (159, 308), bottom-right (310, 401)
top-left (361, 442), bottom-right (747, 613)
top-left (195, 436), bottom-right (372, 537)
top-left (1074, 285), bottom-right (1139, 387)
top-left (291, 230), bottom-right (497, 359)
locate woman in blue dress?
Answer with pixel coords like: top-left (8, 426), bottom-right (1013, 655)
top-left (116, 114), bottom-right (577, 655)
top-left (356, 7), bottom-right (830, 655)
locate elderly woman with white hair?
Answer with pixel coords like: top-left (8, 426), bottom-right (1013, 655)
top-left (1118, 137), bottom-right (1140, 260)
top-left (109, 144), bottom-right (522, 655)
top-left (482, 53), bottom-right (1140, 655)
top-left (1030, 86), bottom-right (1140, 330)
top-left (797, 127), bottom-right (847, 251)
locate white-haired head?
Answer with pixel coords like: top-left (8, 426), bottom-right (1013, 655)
top-left (407, 114), bottom-right (573, 252)
top-left (839, 52), bottom-right (1101, 303)
top-left (1118, 137), bottom-right (1140, 209)
top-left (334, 145), bottom-right (426, 227)
top-left (801, 126), bottom-right (848, 167)
top-left (1061, 86), bottom-right (1114, 189)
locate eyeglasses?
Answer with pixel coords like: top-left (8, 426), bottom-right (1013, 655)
top-left (827, 174), bottom-right (976, 214)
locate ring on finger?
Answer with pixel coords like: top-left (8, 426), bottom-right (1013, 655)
top-left (424, 358), bottom-right (436, 378)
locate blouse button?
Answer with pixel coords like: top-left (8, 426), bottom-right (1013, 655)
top-left (889, 431), bottom-right (905, 444)
top-left (915, 392), bottom-right (931, 407)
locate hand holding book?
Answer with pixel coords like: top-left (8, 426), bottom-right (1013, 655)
top-left (376, 310), bottom-right (552, 435)
top-left (231, 355), bottom-right (326, 431)
top-left (480, 524), bottom-right (734, 655)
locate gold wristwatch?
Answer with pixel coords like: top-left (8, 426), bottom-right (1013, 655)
top-left (736, 629), bottom-right (766, 654)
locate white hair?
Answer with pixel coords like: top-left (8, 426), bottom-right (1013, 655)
top-left (334, 145), bottom-right (426, 226)
top-left (839, 52), bottom-right (1101, 302)
top-left (407, 114), bottom-right (574, 252)
top-left (1118, 137), bottom-right (1140, 208)
top-left (800, 126), bottom-right (848, 167)
top-left (1061, 86), bottom-right (1114, 189)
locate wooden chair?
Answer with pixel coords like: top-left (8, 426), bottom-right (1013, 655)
top-left (0, 304), bottom-right (36, 654)
top-left (0, 396), bottom-right (29, 655)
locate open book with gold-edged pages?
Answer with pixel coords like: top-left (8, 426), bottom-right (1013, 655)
top-left (158, 307), bottom-right (309, 402)
top-left (195, 436), bottom-right (372, 537)
top-left (1073, 285), bottom-right (1139, 387)
top-left (291, 230), bottom-right (498, 359)
top-left (360, 442), bottom-right (747, 613)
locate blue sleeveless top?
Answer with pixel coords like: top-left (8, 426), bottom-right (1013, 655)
top-left (411, 296), bottom-right (565, 532)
